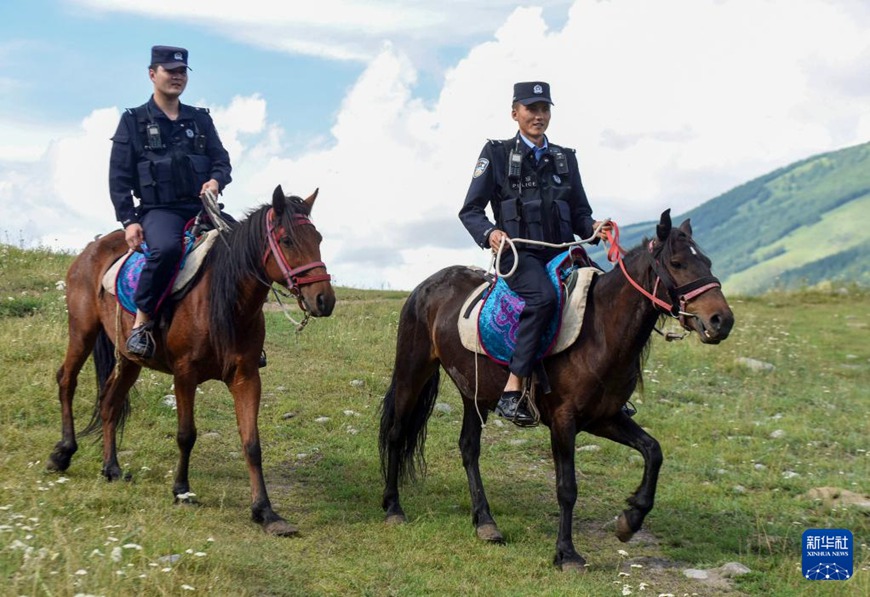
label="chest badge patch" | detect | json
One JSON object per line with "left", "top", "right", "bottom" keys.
{"left": 186, "top": 128, "right": 195, "bottom": 138}
{"left": 552, "top": 174, "right": 562, "bottom": 184}
{"left": 473, "top": 158, "right": 490, "bottom": 178}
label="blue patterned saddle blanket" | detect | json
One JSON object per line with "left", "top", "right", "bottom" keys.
{"left": 458, "top": 247, "right": 601, "bottom": 364}
{"left": 101, "top": 230, "right": 220, "bottom": 314}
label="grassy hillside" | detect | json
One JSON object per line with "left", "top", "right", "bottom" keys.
{"left": 1, "top": 245, "right": 868, "bottom": 596}
{"left": 588, "top": 141, "right": 870, "bottom": 295}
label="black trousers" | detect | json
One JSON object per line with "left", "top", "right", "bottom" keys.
{"left": 134, "top": 203, "right": 202, "bottom": 315}
{"left": 501, "top": 249, "right": 559, "bottom": 378}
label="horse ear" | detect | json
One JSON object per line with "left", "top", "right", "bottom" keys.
{"left": 303, "top": 188, "right": 319, "bottom": 211}
{"left": 656, "top": 209, "right": 672, "bottom": 241}
{"left": 679, "top": 218, "right": 693, "bottom": 237}
{"left": 272, "top": 185, "right": 286, "bottom": 216}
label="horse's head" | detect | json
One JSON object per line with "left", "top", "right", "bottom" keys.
{"left": 650, "top": 209, "right": 734, "bottom": 343}
{"left": 265, "top": 185, "right": 336, "bottom": 317}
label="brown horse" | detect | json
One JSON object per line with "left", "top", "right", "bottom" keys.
{"left": 379, "top": 210, "right": 734, "bottom": 569}
{"left": 47, "top": 186, "right": 335, "bottom": 536}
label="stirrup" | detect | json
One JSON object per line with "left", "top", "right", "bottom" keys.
{"left": 126, "top": 321, "right": 156, "bottom": 359}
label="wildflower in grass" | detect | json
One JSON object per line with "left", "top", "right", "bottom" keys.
{"left": 181, "top": 584, "right": 195, "bottom": 591}
{"left": 122, "top": 543, "right": 142, "bottom": 550}
{"left": 194, "top": 552, "right": 207, "bottom": 557}
{"left": 110, "top": 547, "right": 122, "bottom": 562}
{"left": 74, "top": 569, "right": 88, "bottom": 575}
{"left": 618, "top": 549, "right": 629, "bottom": 557}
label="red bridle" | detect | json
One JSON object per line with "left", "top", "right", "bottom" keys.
{"left": 604, "top": 221, "right": 721, "bottom": 321}
{"left": 263, "top": 208, "right": 331, "bottom": 305}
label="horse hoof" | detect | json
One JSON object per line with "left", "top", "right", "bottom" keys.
{"left": 103, "top": 467, "right": 123, "bottom": 482}
{"left": 264, "top": 519, "right": 299, "bottom": 537}
{"left": 47, "top": 445, "right": 75, "bottom": 472}
{"left": 615, "top": 513, "right": 636, "bottom": 543}
{"left": 385, "top": 513, "right": 407, "bottom": 525}
{"left": 476, "top": 523, "right": 505, "bottom": 544}
{"left": 46, "top": 455, "right": 69, "bottom": 472}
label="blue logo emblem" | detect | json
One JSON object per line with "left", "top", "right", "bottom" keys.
{"left": 802, "top": 529, "right": 853, "bottom": 580}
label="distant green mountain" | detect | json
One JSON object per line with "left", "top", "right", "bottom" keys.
{"left": 588, "top": 141, "right": 870, "bottom": 295}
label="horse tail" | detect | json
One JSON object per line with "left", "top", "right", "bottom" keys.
{"left": 378, "top": 368, "right": 441, "bottom": 484}
{"left": 80, "top": 328, "right": 131, "bottom": 437}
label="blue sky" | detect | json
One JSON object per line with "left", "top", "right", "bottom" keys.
{"left": 2, "top": 0, "right": 869, "bottom": 289}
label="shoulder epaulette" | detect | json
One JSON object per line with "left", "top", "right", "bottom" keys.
{"left": 487, "top": 138, "right": 503, "bottom": 146}
{"left": 193, "top": 106, "right": 210, "bottom": 114}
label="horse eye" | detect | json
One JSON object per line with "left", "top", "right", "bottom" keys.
{"left": 669, "top": 260, "right": 683, "bottom": 269}
{"left": 280, "top": 236, "right": 293, "bottom": 247}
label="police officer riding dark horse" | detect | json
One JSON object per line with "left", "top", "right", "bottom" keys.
{"left": 109, "top": 45, "right": 232, "bottom": 359}
{"left": 459, "top": 81, "right": 611, "bottom": 426}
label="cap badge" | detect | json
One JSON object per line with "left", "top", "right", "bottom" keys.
{"left": 533, "top": 84, "right": 543, "bottom": 94}
{"left": 174, "top": 52, "right": 183, "bottom": 61}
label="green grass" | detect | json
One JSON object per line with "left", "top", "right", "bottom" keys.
{"left": 1, "top": 246, "right": 868, "bottom": 596}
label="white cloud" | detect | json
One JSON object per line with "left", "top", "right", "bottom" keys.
{"left": 2, "top": 0, "right": 869, "bottom": 290}
{"left": 74, "top": 0, "right": 573, "bottom": 62}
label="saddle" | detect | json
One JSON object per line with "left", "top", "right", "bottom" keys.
{"left": 101, "top": 229, "right": 220, "bottom": 314}
{"left": 458, "top": 247, "right": 601, "bottom": 365}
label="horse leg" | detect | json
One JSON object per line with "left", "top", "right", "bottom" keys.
{"left": 171, "top": 375, "right": 198, "bottom": 501}
{"left": 587, "top": 412, "right": 662, "bottom": 542}
{"left": 47, "top": 327, "right": 99, "bottom": 472}
{"left": 550, "top": 417, "right": 586, "bottom": 571}
{"left": 458, "top": 398, "right": 503, "bottom": 543}
{"left": 229, "top": 370, "right": 297, "bottom": 536}
{"left": 99, "top": 358, "right": 141, "bottom": 481}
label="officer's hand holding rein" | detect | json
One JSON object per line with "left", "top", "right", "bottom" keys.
{"left": 200, "top": 178, "right": 220, "bottom": 199}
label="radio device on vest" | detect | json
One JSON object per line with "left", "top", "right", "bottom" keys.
{"left": 144, "top": 104, "right": 164, "bottom": 150}
{"left": 508, "top": 138, "right": 523, "bottom": 196}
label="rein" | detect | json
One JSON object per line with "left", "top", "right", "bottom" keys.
{"left": 262, "top": 208, "right": 331, "bottom": 327}
{"left": 604, "top": 222, "right": 721, "bottom": 324}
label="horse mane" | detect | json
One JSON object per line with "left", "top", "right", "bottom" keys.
{"left": 602, "top": 233, "right": 678, "bottom": 394}
{"left": 204, "top": 195, "right": 312, "bottom": 367}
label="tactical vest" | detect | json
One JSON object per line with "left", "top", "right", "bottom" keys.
{"left": 127, "top": 104, "right": 213, "bottom": 207}
{"left": 496, "top": 137, "right": 576, "bottom": 245}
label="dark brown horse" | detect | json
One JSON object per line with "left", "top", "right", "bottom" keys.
{"left": 379, "top": 210, "right": 734, "bottom": 569}
{"left": 47, "top": 186, "right": 335, "bottom": 536}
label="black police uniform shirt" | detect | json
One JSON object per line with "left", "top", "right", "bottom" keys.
{"left": 108, "top": 96, "right": 232, "bottom": 228}
{"left": 458, "top": 132, "right": 595, "bottom": 250}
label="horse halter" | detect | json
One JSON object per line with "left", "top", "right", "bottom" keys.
{"left": 606, "top": 223, "right": 721, "bottom": 324}
{"left": 263, "top": 208, "right": 331, "bottom": 310}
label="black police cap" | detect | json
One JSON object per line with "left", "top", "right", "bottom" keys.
{"left": 512, "top": 81, "right": 553, "bottom": 106}
{"left": 151, "top": 46, "right": 190, "bottom": 70}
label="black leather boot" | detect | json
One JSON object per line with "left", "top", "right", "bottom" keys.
{"left": 126, "top": 321, "right": 155, "bottom": 359}
{"left": 495, "top": 390, "right": 537, "bottom": 427}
